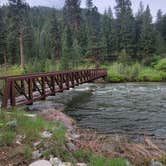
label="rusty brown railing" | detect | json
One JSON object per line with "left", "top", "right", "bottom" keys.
{"left": 0, "top": 69, "right": 107, "bottom": 108}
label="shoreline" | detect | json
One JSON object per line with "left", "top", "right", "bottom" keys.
{"left": 34, "top": 105, "right": 166, "bottom": 165}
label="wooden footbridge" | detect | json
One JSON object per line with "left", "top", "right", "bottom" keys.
{"left": 0, "top": 69, "right": 107, "bottom": 108}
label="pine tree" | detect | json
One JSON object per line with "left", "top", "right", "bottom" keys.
{"left": 155, "top": 10, "right": 165, "bottom": 54}
{"left": 86, "top": 6, "right": 101, "bottom": 63}
{"left": 63, "top": 0, "right": 81, "bottom": 32}
{"left": 139, "top": 5, "right": 157, "bottom": 64}
{"left": 115, "top": 0, "right": 135, "bottom": 59}
{"left": 101, "top": 8, "right": 116, "bottom": 61}
{"left": 156, "top": 10, "right": 163, "bottom": 34}
{"left": 135, "top": 1, "right": 144, "bottom": 59}
{"left": 50, "top": 11, "right": 61, "bottom": 61}
{"left": 86, "top": 0, "right": 93, "bottom": 10}
{"left": 0, "top": 7, "right": 6, "bottom": 64}
{"left": 72, "top": 38, "right": 82, "bottom": 68}
{"left": 7, "top": 0, "right": 30, "bottom": 68}
{"left": 61, "top": 26, "right": 73, "bottom": 69}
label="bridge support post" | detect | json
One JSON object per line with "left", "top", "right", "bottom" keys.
{"left": 41, "top": 77, "right": 46, "bottom": 100}
{"left": 28, "top": 78, "right": 33, "bottom": 105}
{"left": 1, "top": 79, "right": 10, "bottom": 109}
{"left": 10, "top": 80, "right": 16, "bottom": 107}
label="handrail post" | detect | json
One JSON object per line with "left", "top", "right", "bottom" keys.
{"left": 1, "top": 79, "right": 10, "bottom": 109}
{"left": 10, "top": 80, "right": 16, "bottom": 107}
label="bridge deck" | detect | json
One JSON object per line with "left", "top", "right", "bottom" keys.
{"left": 0, "top": 69, "right": 107, "bottom": 109}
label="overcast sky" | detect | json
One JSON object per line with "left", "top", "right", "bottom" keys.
{"left": 1, "top": 0, "right": 166, "bottom": 18}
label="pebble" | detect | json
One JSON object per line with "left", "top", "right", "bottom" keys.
{"left": 49, "top": 157, "right": 62, "bottom": 166}
{"left": 24, "top": 113, "right": 37, "bottom": 118}
{"left": 33, "top": 141, "right": 41, "bottom": 147}
{"left": 62, "top": 162, "right": 72, "bottom": 166}
{"left": 76, "top": 163, "right": 87, "bottom": 166}
{"left": 66, "top": 142, "right": 76, "bottom": 151}
{"left": 32, "top": 150, "right": 42, "bottom": 160}
{"left": 150, "top": 160, "right": 163, "bottom": 166}
{"left": 41, "top": 131, "right": 52, "bottom": 138}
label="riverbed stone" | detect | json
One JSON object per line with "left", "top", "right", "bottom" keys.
{"left": 24, "top": 113, "right": 37, "bottom": 118}
{"left": 33, "top": 140, "right": 41, "bottom": 147}
{"left": 29, "top": 160, "right": 51, "bottom": 166}
{"left": 49, "top": 157, "right": 62, "bottom": 166}
{"left": 62, "top": 162, "right": 72, "bottom": 166}
{"left": 76, "top": 163, "right": 87, "bottom": 166}
{"left": 32, "top": 150, "right": 42, "bottom": 160}
{"left": 150, "top": 160, "right": 163, "bottom": 166}
{"left": 66, "top": 142, "right": 76, "bottom": 151}
{"left": 41, "top": 131, "right": 52, "bottom": 138}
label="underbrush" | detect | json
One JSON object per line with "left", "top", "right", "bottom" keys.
{"left": 0, "top": 65, "right": 24, "bottom": 77}
{"left": 104, "top": 61, "right": 166, "bottom": 83}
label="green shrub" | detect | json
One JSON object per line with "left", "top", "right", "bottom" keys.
{"left": 107, "top": 71, "right": 125, "bottom": 83}
{"left": 155, "top": 58, "right": 166, "bottom": 71}
{"left": 137, "top": 68, "right": 163, "bottom": 82}
{"left": 105, "top": 62, "right": 166, "bottom": 82}
{"left": 0, "top": 65, "right": 24, "bottom": 77}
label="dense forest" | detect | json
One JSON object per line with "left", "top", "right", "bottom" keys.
{"left": 0, "top": 0, "right": 166, "bottom": 71}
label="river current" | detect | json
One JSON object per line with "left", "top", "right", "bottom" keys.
{"left": 31, "top": 83, "right": 166, "bottom": 140}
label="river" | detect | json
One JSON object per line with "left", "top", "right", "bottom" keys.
{"left": 30, "top": 82, "right": 166, "bottom": 141}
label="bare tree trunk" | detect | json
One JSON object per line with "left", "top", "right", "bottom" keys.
{"left": 3, "top": 49, "right": 7, "bottom": 67}
{"left": 19, "top": 31, "right": 24, "bottom": 68}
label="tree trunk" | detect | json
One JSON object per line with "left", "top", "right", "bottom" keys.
{"left": 19, "top": 31, "right": 24, "bottom": 68}
{"left": 3, "top": 49, "right": 7, "bottom": 66}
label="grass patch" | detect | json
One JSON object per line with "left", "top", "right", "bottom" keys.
{"left": 73, "top": 149, "right": 128, "bottom": 166}
{"left": 0, "top": 109, "right": 55, "bottom": 143}
{"left": 0, "top": 130, "right": 16, "bottom": 145}
{"left": 89, "top": 155, "right": 128, "bottom": 166}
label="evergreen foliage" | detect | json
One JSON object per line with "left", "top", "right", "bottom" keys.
{"left": 0, "top": 0, "right": 165, "bottom": 68}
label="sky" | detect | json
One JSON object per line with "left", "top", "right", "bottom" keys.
{"left": 1, "top": 0, "right": 166, "bottom": 19}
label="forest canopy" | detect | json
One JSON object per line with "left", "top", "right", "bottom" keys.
{"left": 0, "top": 0, "right": 166, "bottom": 70}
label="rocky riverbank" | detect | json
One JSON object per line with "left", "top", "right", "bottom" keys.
{"left": 0, "top": 103, "right": 165, "bottom": 166}
{"left": 27, "top": 104, "right": 166, "bottom": 166}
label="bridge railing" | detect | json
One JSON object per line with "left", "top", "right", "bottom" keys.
{"left": 0, "top": 69, "right": 107, "bottom": 108}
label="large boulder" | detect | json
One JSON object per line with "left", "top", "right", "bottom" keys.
{"left": 29, "top": 160, "right": 51, "bottom": 166}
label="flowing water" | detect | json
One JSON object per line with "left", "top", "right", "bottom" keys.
{"left": 31, "top": 83, "right": 166, "bottom": 140}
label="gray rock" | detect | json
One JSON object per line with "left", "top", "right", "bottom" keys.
{"left": 66, "top": 142, "right": 76, "bottom": 151}
{"left": 49, "top": 157, "right": 62, "bottom": 166}
{"left": 41, "top": 131, "right": 52, "bottom": 138}
{"left": 126, "top": 161, "right": 132, "bottom": 166}
{"left": 24, "top": 113, "right": 37, "bottom": 118}
{"left": 33, "top": 141, "right": 41, "bottom": 147}
{"left": 32, "top": 150, "right": 42, "bottom": 160}
{"left": 150, "top": 160, "right": 163, "bottom": 166}
{"left": 70, "top": 133, "right": 80, "bottom": 140}
{"left": 76, "top": 163, "right": 87, "bottom": 166}
{"left": 29, "top": 160, "right": 51, "bottom": 166}
{"left": 16, "top": 135, "right": 25, "bottom": 145}
{"left": 6, "top": 119, "right": 17, "bottom": 129}
{"left": 27, "top": 102, "right": 64, "bottom": 112}
{"left": 62, "top": 162, "right": 72, "bottom": 166}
